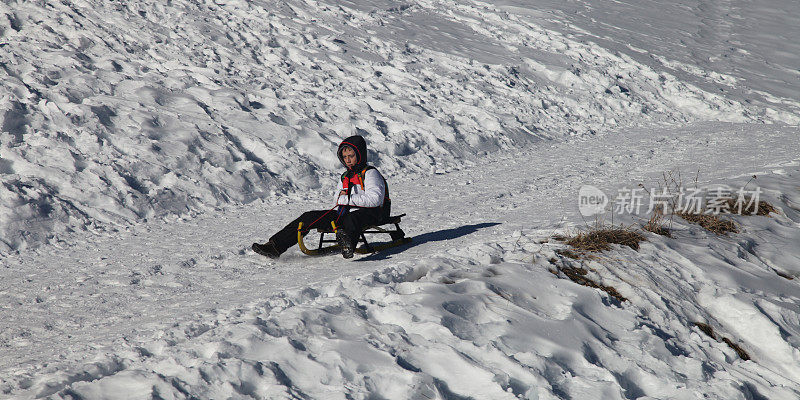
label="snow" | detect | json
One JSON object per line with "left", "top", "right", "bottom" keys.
{"left": 496, "top": 0, "right": 800, "bottom": 123}
{"left": 3, "top": 0, "right": 792, "bottom": 252}
{"left": 2, "top": 0, "right": 800, "bottom": 398}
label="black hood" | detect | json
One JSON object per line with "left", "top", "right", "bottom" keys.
{"left": 337, "top": 135, "right": 368, "bottom": 171}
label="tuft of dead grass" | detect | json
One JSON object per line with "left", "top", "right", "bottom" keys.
{"left": 642, "top": 205, "right": 672, "bottom": 237}
{"left": 556, "top": 225, "right": 647, "bottom": 256}
{"left": 678, "top": 212, "right": 739, "bottom": 235}
{"left": 637, "top": 171, "right": 777, "bottom": 236}
{"left": 693, "top": 322, "right": 751, "bottom": 361}
{"left": 723, "top": 197, "right": 777, "bottom": 216}
{"left": 722, "top": 338, "right": 751, "bottom": 361}
{"left": 775, "top": 270, "right": 795, "bottom": 280}
{"left": 550, "top": 265, "right": 627, "bottom": 302}
{"left": 554, "top": 248, "right": 582, "bottom": 259}
{"left": 695, "top": 322, "right": 715, "bottom": 338}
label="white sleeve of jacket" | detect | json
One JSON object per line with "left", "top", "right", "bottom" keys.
{"left": 334, "top": 179, "right": 344, "bottom": 205}
{"left": 337, "top": 169, "right": 386, "bottom": 208}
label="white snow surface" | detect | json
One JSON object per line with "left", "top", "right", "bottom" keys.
{"left": 1, "top": 0, "right": 800, "bottom": 398}
{"left": 2, "top": 0, "right": 796, "bottom": 252}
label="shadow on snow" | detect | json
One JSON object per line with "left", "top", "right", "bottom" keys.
{"left": 357, "top": 222, "right": 501, "bottom": 262}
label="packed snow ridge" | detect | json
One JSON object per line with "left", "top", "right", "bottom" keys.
{"left": 1, "top": 0, "right": 796, "bottom": 252}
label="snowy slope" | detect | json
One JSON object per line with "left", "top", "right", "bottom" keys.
{"left": 3, "top": 122, "right": 800, "bottom": 398}
{"left": 0, "top": 0, "right": 787, "bottom": 252}
{"left": 10, "top": 166, "right": 800, "bottom": 399}
{"left": 2, "top": 0, "right": 800, "bottom": 398}
{"left": 496, "top": 0, "right": 800, "bottom": 121}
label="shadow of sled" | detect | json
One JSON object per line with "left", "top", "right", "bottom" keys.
{"left": 357, "top": 222, "right": 501, "bottom": 262}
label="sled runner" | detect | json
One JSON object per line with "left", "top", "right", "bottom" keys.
{"left": 297, "top": 214, "right": 412, "bottom": 256}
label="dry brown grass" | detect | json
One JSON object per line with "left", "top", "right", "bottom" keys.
{"left": 694, "top": 322, "right": 715, "bottom": 338}
{"left": 642, "top": 205, "right": 672, "bottom": 237}
{"left": 554, "top": 248, "right": 582, "bottom": 259}
{"left": 637, "top": 171, "right": 777, "bottom": 236}
{"left": 550, "top": 265, "right": 627, "bottom": 302}
{"left": 555, "top": 225, "right": 647, "bottom": 256}
{"left": 775, "top": 270, "right": 795, "bottom": 280}
{"left": 694, "top": 322, "right": 751, "bottom": 361}
{"left": 678, "top": 212, "right": 739, "bottom": 235}
{"left": 723, "top": 197, "right": 777, "bottom": 216}
{"left": 637, "top": 172, "right": 685, "bottom": 237}
{"left": 722, "top": 338, "right": 751, "bottom": 361}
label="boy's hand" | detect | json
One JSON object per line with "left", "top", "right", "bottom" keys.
{"left": 339, "top": 189, "right": 348, "bottom": 197}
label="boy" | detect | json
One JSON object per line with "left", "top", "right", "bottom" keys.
{"left": 252, "top": 135, "right": 390, "bottom": 259}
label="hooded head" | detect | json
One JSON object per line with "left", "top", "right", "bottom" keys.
{"left": 337, "top": 135, "right": 368, "bottom": 171}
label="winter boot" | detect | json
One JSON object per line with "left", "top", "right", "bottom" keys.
{"left": 252, "top": 241, "right": 281, "bottom": 259}
{"left": 336, "top": 229, "right": 355, "bottom": 259}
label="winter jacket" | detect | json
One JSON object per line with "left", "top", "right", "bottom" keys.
{"left": 334, "top": 135, "right": 388, "bottom": 209}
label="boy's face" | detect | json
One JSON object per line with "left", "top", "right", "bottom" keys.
{"left": 341, "top": 147, "right": 358, "bottom": 168}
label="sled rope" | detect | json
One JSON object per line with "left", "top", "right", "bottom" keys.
{"left": 299, "top": 205, "right": 338, "bottom": 234}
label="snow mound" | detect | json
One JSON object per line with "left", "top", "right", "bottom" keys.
{"left": 0, "top": 0, "right": 783, "bottom": 252}
{"left": 11, "top": 166, "right": 800, "bottom": 399}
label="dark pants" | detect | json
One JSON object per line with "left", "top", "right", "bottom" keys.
{"left": 269, "top": 205, "right": 389, "bottom": 254}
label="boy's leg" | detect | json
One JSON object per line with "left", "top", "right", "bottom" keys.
{"left": 268, "top": 210, "right": 337, "bottom": 254}
{"left": 338, "top": 207, "right": 384, "bottom": 247}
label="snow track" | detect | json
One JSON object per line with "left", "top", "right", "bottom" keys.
{"left": 3, "top": 122, "right": 800, "bottom": 398}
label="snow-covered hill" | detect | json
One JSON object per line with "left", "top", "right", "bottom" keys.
{"left": 3, "top": 120, "right": 800, "bottom": 398}
{"left": 2, "top": 0, "right": 800, "bottom": 398}
{"left": 6, "top": 144, "right": 800, "bottom": 399}
{"left": 497, "top": 0, "right": 800, "bottom": 120}
{"left": 1, "top": 0, "right": 793, "bottom": 252}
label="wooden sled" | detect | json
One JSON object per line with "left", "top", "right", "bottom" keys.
{"left": 297, "top": 214, "right": 412, "bottom": 256}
